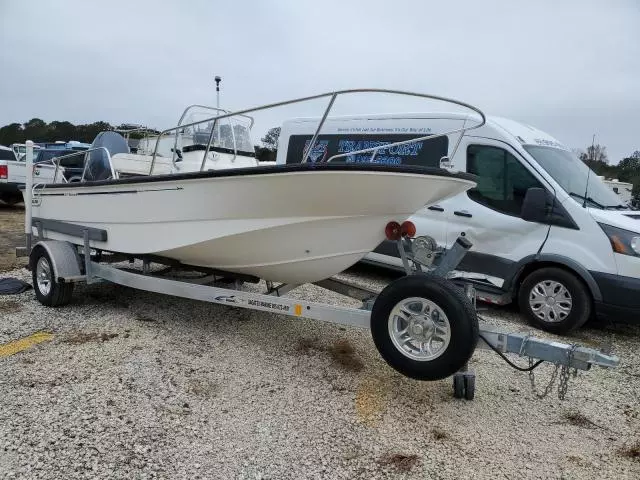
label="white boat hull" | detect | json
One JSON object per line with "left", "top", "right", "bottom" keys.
{"left": 30, "top": 166, "right": 475, "bottom": 284}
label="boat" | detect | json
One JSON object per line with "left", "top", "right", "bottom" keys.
{"left": 25, "top": 89, "right": 484, "bottom": 284}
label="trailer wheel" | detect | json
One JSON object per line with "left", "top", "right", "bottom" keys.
{"left": 518, "top": 267, "right": 591, "bottom": 334}
{"left": 30, "top": 246, "right": 74, "bottom": 307}
{"left": 370, "top": 274, "right": 479, "bottom": 381}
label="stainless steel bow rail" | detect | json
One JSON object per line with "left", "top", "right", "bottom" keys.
{"left": 147, "top": 88, "right": 487, "bottom": 175}
{"left": 17, "top": 148, "right": 619, "bottom": 401}
{"left": 29, "top": 89, "right": 485, "bottom": 185}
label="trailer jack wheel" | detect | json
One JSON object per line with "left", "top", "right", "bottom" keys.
{"left": 453, "top": 374, "right": 464, "bottom": 398}
{"left": 370, "top": 274, "right": 479, "bottom": 381}
{"left": 452, "top": 370, "right": 476, "bottom": 400}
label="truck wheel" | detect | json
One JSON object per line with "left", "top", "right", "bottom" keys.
{"left": 30, "top": 246, "right": 74, "bottom": 307}
{"left": 518, "top": 267, "right": 591, "bottom": 334}
{"left": 370, "top": 274, "right": 479, "bottom": 381}
{"left": 1, "top": 195, "right": 21, "bottom": 206}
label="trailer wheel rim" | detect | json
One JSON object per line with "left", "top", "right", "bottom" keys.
{"left": 387, "top": 297, "right": 451, "bottom": 361}
{"left": 529, "top": 280, "right": 572, "bottom": 323}
{"left": 36, "top": 257, "right": 52, "bottom": 296}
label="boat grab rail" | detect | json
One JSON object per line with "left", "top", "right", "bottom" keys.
{"left": 176, "top": 104, "right": 255, "bottom": 130}
{"left": 47, "top": 147, "right": 116, "bottom": 183}
{"left": 148, "top": 89, "right": 486, "bottom": 175}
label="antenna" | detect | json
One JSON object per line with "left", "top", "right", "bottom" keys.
{"left": 582, "top": 133, "right": 595, "bottom": 208}
{"left": 214, "top": 76, "right": 222, "bottom": 149}
{"left": 214, "top": 76, "right": 221, "bottom": 109}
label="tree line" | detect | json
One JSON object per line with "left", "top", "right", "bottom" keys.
{"left": 574, "top": 144, "right": 640, "bottom": 207}
{"left": 0, "top": 118, "right": 160, "bottom": 145}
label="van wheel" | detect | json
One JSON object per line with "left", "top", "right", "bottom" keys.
{"left": 518, "top": 267, "right": 591, "bottom": 334}
{"left": 370, "top": 274, "right": 479, "bottom": 381}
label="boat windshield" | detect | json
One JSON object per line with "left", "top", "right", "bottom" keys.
{"left": 190, "top": 121, "right": 254, "bottom": 154}
{"left": 523, "top": 145, "right": 625, "bottom": 210}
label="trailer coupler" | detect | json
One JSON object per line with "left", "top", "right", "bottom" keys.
{"left": 450, "top": 321, "right": 619, "bottom": 401}
{"left": 476, "top": 323, "right": 619, "bottom": 370}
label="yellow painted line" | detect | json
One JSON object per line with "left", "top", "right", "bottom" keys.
{"left": 0, "top": 331, "right": 54, "bottom": 358}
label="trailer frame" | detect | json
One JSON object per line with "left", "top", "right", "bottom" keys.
{"left": 17, "top": 139, "right": 620, "bottom": 401}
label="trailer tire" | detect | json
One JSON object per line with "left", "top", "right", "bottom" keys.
{"left": 518, "top": 267, "right": 591, "bottom": 334}
{"left": 30, "top": 246, "right": 74, "bottom": 307}
{"left": 370, "top": 274, "right": 479, "bottom": 381}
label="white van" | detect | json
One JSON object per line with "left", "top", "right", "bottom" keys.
{"left": 275, "top": 113, "right": 640, "bottom": 334}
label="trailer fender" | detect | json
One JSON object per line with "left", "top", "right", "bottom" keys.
{"left": 29, "top": 240, "right": 82, "bottom": 282}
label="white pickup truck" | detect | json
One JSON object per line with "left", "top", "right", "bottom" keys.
{"left": 0, "top": 145, "right": 57, "bottom": 205}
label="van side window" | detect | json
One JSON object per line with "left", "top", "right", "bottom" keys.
{"left": 466, "top": 145, "right": 543, "bottom": 216}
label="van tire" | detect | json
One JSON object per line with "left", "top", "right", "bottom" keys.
{"left": 518, "top": 267, "right": 591, "bottom": 334}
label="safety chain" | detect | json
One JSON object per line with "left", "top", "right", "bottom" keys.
{"left": 528, "top": 359, "right": 559, "bottom": 399}
{"left": 528, "top": 344, "right": 579, "bottom": 400}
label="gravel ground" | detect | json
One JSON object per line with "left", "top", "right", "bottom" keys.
{"left": 0, "top": 261, "right": 639, "bottom": 479}
{"left": 0, "top": 204, "right": 25, "bottom": 272}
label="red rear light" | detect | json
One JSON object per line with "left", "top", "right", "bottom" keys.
{"left": 385, "top": 221, "right": 402, "bottom": 241}
{"left": 0, "top": 165, "right": 7, "bottom": 179}
{"left": 401, "top": 221, "right": 416, "bottom": 238}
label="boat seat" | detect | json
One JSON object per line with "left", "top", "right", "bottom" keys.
{"left": 86, "top": 130, "right": 132, "bottom": 181}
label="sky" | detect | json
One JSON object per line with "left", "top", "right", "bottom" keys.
{"left": 0, "top": 0, "right": 638, "bottom": 162}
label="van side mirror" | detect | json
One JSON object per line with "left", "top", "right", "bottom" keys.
{"left": 521, "top": 187, "right": 548, "bottom": 223}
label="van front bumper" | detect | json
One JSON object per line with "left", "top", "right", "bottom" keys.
{"left": 591, "top": 271, "right": 640, "bottom": 324}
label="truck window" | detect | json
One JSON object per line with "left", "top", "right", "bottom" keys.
{"left": 466, "top": 145, "right": 543, "bottom": 216}
{"left": 0, "top": 149, "right": 16, "bottom": 161}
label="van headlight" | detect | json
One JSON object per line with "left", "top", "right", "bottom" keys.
{"left": 598, "top": 223, "right": 640, "bottom": 256}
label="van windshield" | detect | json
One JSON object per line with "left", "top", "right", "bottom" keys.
{"left": 523, "top": 145, "right": 625, "bottom": 209}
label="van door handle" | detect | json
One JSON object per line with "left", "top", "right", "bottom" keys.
{"left": 454, "top": 210, "right": 472, "bottom": 218}
{"left": 428, "top": 205, "right": 444, "bottom": 212}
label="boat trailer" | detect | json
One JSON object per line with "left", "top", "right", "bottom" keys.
{"left": 17, "top": 211, "right": 620, "bottom": 402}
